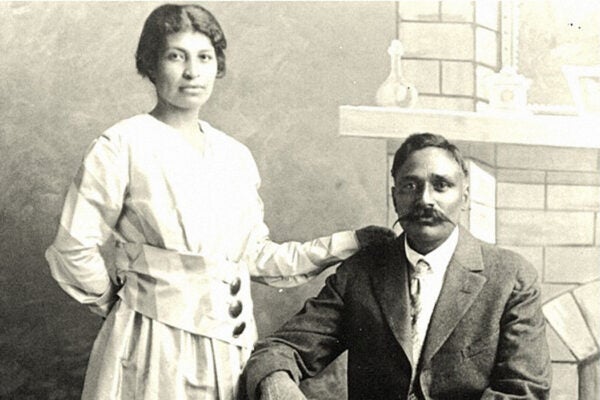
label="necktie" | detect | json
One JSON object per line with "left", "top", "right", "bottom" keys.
{"left": 410, "top": 259, "right": 430, "bottom": 362}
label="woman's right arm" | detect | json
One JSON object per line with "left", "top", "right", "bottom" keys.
{"left": 45, "top": 133, "right": 128, "bottom": 317}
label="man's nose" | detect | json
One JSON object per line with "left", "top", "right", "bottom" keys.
{"left": 416, "top": 183, "right": 435, "bottom": 206}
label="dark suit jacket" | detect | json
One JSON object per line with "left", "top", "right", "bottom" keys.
{"left": 244, "top": 227, "right": 551, "bottom": 400}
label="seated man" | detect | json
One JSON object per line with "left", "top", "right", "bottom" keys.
{"left": 243, "top": 133, "right": 551, "bottom": 400}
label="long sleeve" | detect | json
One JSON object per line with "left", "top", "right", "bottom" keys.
{"left": 480, "top": 264, "right": 551, "bottom": 399}
{"left": 244, "top": 267, "right": 349, "bottom": 400}
{"left": 45, "top": 133, "right": 128, "bottom": 317}
{"left": 245, "top": 217, "right": 360, "bottom": 288}
{"left": 238, "top": 150, "right": 360, "bottom": 288}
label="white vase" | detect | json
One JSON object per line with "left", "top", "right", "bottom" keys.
{"left": 376, "top": 40, "right": 418, "bottom": 108}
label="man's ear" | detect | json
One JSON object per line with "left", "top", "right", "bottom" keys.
{"left": 391, "top": 186, "right": 398, "bottom": 212}
{"left": 461, "top": 184, "right": 470, "bottom": 210}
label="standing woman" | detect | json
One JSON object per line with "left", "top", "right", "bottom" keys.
{"left": 45, "top": 4, "right": 393, "bottom": 400}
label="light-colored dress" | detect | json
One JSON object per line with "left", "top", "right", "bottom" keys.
{"left": 45, "top": 114, "right": 359, "bottom": 400}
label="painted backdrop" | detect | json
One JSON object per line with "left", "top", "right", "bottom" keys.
{"left": 0, "top": 2, "right": 395, "bottom": 398}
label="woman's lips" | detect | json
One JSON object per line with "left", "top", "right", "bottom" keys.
{"left": 180, "top": 85, "right": 204, "bottom": 94}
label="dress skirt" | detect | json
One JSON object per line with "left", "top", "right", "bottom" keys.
{"left": 82, "top": 300, "right": 251, "bottom": 400}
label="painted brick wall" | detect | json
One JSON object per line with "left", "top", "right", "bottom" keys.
{"left": 387, "top": 139, "right": 600, "bottom": 399}
{"left": 398, "top": 1, "right": 500, "bottom": 111}
{"left": 394, "top": 2, "right": 599, "bottom": 398}
{"left": 495, "top": 143, "right": 600, "bottom": 399}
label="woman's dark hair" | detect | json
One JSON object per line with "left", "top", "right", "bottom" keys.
{"left": 391, "top": 133, "right": 469, "bottom": 179}
{"left": 135, "top": 4, "right": 227, "bottom": 82}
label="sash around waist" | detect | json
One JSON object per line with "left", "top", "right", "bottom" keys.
{"left": 115, "top": 242, "right": 257, "bottom": 348}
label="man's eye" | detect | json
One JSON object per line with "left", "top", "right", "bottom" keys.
{"left": 401, "top": 182, "right": 417, "bottom": 191}
{"left": 434, "top": 181, "right": 450, "bottom": 191}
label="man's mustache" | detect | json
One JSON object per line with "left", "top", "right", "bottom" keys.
{"left": 397, "top": 207, "right": 453, "bottom": 224}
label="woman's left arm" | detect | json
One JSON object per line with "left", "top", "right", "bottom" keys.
{"left": 239, "top": 152, "right": 394, "bottom": 287}
{"left": 244, "top": 217, "right": 361, "bottom": 287}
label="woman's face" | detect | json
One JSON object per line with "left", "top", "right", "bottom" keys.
{"left": 152, "top": 31, "right": 218, "bottom": 113}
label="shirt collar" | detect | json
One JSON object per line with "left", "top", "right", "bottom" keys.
{"left": 404, "top": 227, "right": 459, "bottom": 273}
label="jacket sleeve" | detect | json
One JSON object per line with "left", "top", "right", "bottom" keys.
{"left": 481, "top": 260, "right": 552, "bottom": 399}
{"left": 45, "top": 133, "right": 128, "bottom": 317}
{"left": 239, "top": 149, "right": 360, "bottom": 288}
{"left": 244, "top": 264, "right": 350, "bottom": 400}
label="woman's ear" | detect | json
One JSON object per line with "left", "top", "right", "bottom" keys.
{"left": 147, "top": 66, "right": 157, "bottom": 84}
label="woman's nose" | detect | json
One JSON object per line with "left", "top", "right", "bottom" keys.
{"left": 183, "top": 61, "right": 200, "bottom": 79}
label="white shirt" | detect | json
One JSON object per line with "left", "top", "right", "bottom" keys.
{"left": 404, "top": 227, "right": 459, "bottom": 363}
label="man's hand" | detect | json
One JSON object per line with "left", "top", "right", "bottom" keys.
{"left": 258, "top": 371, "right": 306, "bottom": 400}
{"left": 356, "top": 225, "right": 397, "bottom": 248}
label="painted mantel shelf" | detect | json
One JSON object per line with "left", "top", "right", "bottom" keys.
{"left": 339, "top": 106, "right": 600, "bottom": 149}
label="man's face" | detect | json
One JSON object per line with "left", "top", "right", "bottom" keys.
{"left": 392, "top": 147, "right": 469, "bottom": 254}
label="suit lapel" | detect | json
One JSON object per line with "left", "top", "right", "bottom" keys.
{"left": 421, "top": 228, "right": 487, "bottom": 364}
{"left": 370, "top": 237, "right": 414, "bottom": 368}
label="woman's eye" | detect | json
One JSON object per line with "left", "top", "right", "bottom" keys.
{"left": 167, "top": 52, "right": 184, "bottom": 61}
{"left": 199, "top": 53, "right": 213, "bottom": 62}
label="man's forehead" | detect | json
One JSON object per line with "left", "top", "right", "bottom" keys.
{"left": 397, "top": 171, "right": 457, "bottom": 180}
{"left": 399, "top": 147, "right": 463, "bottom": 173}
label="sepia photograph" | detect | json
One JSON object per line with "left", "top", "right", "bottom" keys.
{"left": 1, "top": 1, "right": 599, "bottom": 399}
